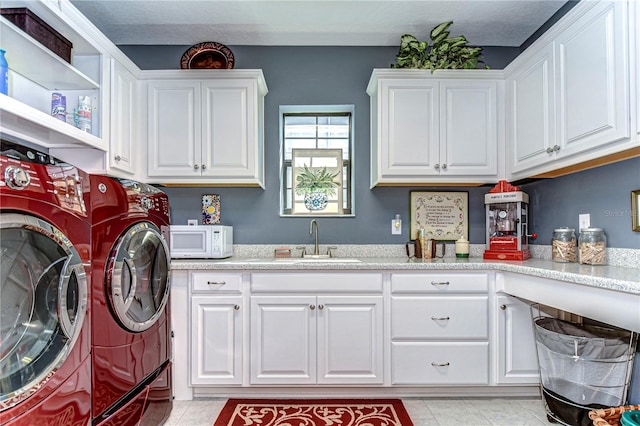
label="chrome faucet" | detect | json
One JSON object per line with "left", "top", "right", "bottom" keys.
{"left": 309, "top": 219, "right": 319, "bottom": 255}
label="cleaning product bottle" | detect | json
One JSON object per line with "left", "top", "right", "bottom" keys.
{"left": 0, "top": 49, "right": 8, "bottom": 95}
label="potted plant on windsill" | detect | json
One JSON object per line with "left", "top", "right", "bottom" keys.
{"left": 295, "top": 164, "right": 341, "bottom": 211}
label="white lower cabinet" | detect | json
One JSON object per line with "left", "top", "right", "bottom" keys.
{"left": 495, "top": 294, "right": 540, "bottom": 384}
{"left": 179, "top": 268, "right": 540, "bottom": 396}
{"left": 390, "top": 272, "right": 490, "bottom": 385}
{"left": 189, "top": 272, "right": 243, "bottom": 385}
{"left": 249, "top": 273, "right": 384, "bottom": 385}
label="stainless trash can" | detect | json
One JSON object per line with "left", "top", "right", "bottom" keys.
{"left": 534, "top": 317, "right": 637, "bottom": 426}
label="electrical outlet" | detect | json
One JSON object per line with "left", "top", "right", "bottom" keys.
{"left": 391, "top": 219, "right": 402, "bottom": 235}
{"left": 187, "top": 219, "right": 198, "bottom": 226}
{"left": 579, "top": 214, "right": 590, "bottom": 230}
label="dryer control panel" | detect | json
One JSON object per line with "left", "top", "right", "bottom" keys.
{"left": 1, "top": 140, "right": 89, "bottom": 216}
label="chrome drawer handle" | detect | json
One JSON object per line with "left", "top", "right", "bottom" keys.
{"left": 431, "top": 362, "right": 450, "bottom": 367}
{"left": 430, "top": 281, "right": 450, "bottom": 286}
{"left": 207, "top": 281, "right": 226, "bottom": 286}
{"left": 431, "top": 316, "right": 450, "bottom": 321}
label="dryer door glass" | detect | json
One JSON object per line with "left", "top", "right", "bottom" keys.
{"left": 0, "top": 213, "right": 88, "bottom": 410}
{"left": 109, "top": 222, "right": 170, "bottom": 332}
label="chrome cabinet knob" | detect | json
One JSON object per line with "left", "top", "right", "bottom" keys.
{"left": 441, "top": 163, "right": 447, "bottom": 170}
{"left": 309, "top": 305, "right": 316, "bottom": 310}
{"left": 434, "top": 164, "right": 440, "bottom": 170}
{"left": 553, "top": 145, "right": 561, "bottom": 151}
{"left": 500, "top": 304, "right": 507, "bottom": 310}
{"left": 318, "top": 304, "right": 324, "bottom": 310}
{"left": 114, "top": 155, "right": 122, "bottom": 161}
{"left": 194, "top": 164, "right": 199, "bottom": 170}
{"left": 234, "top": 305, "right": 240, "bottom": 311}
{"left": 546, "top": 147, "right": 554, "bottom": 153}
{"left": 201, "top": 164, "right": 207, "bottom": 170}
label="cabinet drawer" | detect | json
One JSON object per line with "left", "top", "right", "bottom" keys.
{"left": 250, "top": 273, "right": 383, "bottom": 293}
{"left": 391, "top": 273, "right": 488, "bottom": 293}
{"left": 391, "top": 296, "right": 488, "bottom": 339}
{"left": 191, "top": 272, "right": 242, "bottom": 293}
{"left": 391, "top": 342, "right": 489, "bottom": 385}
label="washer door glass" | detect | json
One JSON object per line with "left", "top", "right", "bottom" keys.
{"left": 0, "top": 213, "right": 88, "bottom": 410}
{"left": 108, "top": 222, "right": 170, "bottom": 332}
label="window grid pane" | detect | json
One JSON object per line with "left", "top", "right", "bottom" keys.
{"left": 282, "top": 111, "right": 352, "bottom": 215}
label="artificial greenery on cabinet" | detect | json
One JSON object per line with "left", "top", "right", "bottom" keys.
{"left": 392, "top": 21, "right": 488, "bottom": 71}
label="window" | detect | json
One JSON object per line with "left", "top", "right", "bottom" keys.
{"left": 280, "top": 105, "right": 354, "bottom": 216}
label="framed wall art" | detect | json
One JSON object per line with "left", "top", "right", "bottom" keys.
{"left": 410, "top": 191, "right": 469, "bottom": 241}
{"left": 632, "top": 189, "right": 640, "bottom": 232}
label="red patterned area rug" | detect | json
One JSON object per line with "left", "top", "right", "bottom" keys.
{"left": 213, "top": 398, "right": 414, "bottom": 426}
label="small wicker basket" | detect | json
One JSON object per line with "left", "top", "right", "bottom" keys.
{"left": 589, "top": 405, "right": 640, "bottom": 426}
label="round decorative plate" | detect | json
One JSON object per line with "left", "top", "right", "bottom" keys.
{"left": 180, "top": 42, "right": 235, "bottom": 69}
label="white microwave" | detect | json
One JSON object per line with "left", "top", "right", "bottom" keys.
{"left": 169, "top": 225, "right": 233, "bottom": 259}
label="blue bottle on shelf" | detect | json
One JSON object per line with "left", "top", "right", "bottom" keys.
{"left": 0, "top": 49, "right": 8, "bottom": 95}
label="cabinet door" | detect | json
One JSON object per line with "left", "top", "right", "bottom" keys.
{"left": 378, "top": 79, "right": 439, "bottom": 178}
{"left": 201, "top": 80, "right": 258, "bottom": 179}
{"left": 440, "top": 80, "right": 498, "bottom": 176}
{"left": 317, "top": 296, "right": 383, "bottom": 384}
{"left": 507, "top": 45, "right": 556, "bottom": 175}
{"left": 555, "top": 1, "right": 630, "bottom": 157}
{"left": 250, "top": 296, "right": 316, "bottom": 384}
{"left": 109, "top": 59, "right": 136, "bottom": 175}
{"left": 495, "top": 294, "right": 539, "bottom": 384}
{"left": 190, "top": 296, "right": 242, "bottom": 385}
{"left": 635, "top": 0, "right": 640, "bottom": 140}
{"left": 147, "top": 80, "right": 201, "bottom": 177}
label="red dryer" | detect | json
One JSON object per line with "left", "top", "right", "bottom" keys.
{"left": 0, "top": 141, "right": 92, "bottom": 425}
{"left": 90, "top": 175, "right": 173, "bottom": 426}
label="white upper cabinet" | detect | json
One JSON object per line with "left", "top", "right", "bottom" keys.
{"left": 506, "top": 45, "right": 556, "bottom": 175}
{"left": 368, "top": 69, "right": 503, "bottom": 187}
{"left": 633, "top": 0, "right": 640, "bottom": 140}
{"left": 144, "top": 70, "right": 267, "bottom": 187}
{"left": 107, "top": 58, "right": 138, "bottom": 175}
{"left": 0, "top": 0, "right": 106, "bottom": 151}
{"left": 555, "top": 1, "right": 629, "bottom": 155}
{"left": 506, "top": 0, "right": 636, "bottom": 180}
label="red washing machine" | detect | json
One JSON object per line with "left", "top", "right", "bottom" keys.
{"left": 90, "top": 175, "right": 172, "bottom": 426}
{"left": 0, "top": 141, "right": 92, "bottom": 425}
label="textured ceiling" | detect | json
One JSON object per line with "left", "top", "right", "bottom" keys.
{"left": 69, "top": 0, "right": 568, "bottom": 47}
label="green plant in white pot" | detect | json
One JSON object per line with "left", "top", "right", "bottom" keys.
{"left": 295, "top": 165, "right": 341, "bottom": 211}
{"left": 393, "top": 21, "right": 487, "bottom": 71}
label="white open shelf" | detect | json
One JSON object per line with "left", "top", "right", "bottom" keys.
{"left": 0, "top": 16, "right": 99, "bottom": 90}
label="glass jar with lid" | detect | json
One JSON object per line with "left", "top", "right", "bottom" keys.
{"left": 552, "top": 228, "right": 576, "bottom": 263}
{"left": 578, "top": 228, "right": 607, "bottom": 265}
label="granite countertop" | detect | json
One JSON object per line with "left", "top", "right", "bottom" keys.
{"left": 171, "top": 257, "right": 640, "bottom": 295}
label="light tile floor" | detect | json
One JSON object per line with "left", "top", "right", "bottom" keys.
{"left": 165, "top": 397, "right": 554, "bottom": 426}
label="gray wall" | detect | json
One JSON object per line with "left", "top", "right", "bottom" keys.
{"left": 121, "top": 45, "right": 639, "bottom": 249}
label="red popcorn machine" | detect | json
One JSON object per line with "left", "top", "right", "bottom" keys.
{"left": 484, "top": 180, "right": 537, "bottom": 261}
